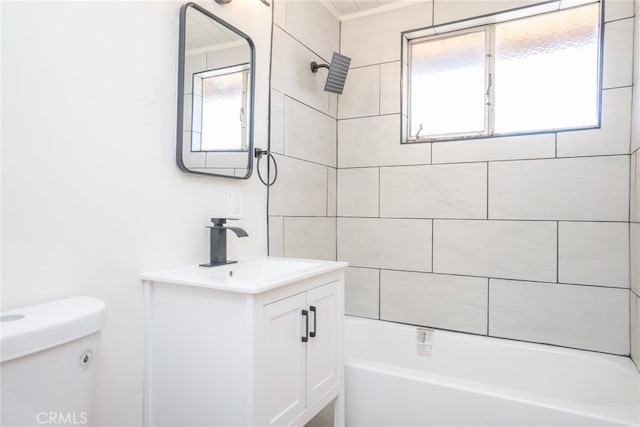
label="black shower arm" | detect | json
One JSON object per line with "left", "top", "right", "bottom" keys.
{"left": 310, "top": 62, "right": 330, "bottom": 73}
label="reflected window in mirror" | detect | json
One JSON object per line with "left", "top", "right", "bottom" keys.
{"left": 177, "top": 2, "right": 255, "bottom": 178}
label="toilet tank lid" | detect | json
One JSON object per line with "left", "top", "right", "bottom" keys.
{"left": 0, "top": 296, "right": 106, "bottom": 363}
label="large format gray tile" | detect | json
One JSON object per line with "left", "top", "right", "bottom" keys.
{"left": 489, "top": 279, "right": 630, "bottom": 354}
{"left": 432, "top": 134, "right": 555, "bottom": 164}
{"left": 557, "top": 88, "right": 632, "bottom": 157}
{"left": 284, "top": 97, "right": 336, "bottom": 167}
{"left": 345, "top": 267, "right": 380, "bottom": 319}
{"left": 631, "top": 151, "right": 640, "bottom": 223}
{"left": 602, "top": 18, "right": 634, "bottom": 89}
{"left": 337, "top": 168, "right": 379, "bottom": 217}
{"left": 283, "top": 217, "right": 336, "bottom": 261}
{"left": 338, "top": 115, "right": 431, "bottom": 168}
{"left": 380, "top": 61, "right": 401, "bottom": 115}
{"left": 433, "top": 220, "right": 557, "bottom": 282}
{"left": 327, "top": 167, "right": 337, "bottom": 217}
{"left": 632, "top": 223, "right": 640, "bottom": 296}
{"left": 270, "top": 155, "right": 328, "bottom": 216}
{"left": 489, "top": 156, "right": 629, "bottom": 221}
{"left": 268, "top": 216, "right": 284, "bottom": 257}
{"left": 632, "top": 293, "right": 640, "bottom": 370}
{"left": 558, "top": 222, "right": 629, "bottom": 288}
{"left": 270, "top": 89, "right": 285, "bottom": 155}
{"left": 337, "top": 217, "right": 432, "bottom": 271}
{"left": 271, "top": 27, "right": 331, "bottom": 114}
{"left": 380, "top": 270, "right": 488, "bottom": 334}
{"left": 338, "top": 65, "right": 380, "bottom": 119}
{"left": 284, "top": 0, "right": 339, "bottom": 63}
{"left": 380, "top": 163, "right": 487, "bottom": 219}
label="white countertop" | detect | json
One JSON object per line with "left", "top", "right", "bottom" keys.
{"left": 140, "top": 256, "right": 348, "bottom": 294}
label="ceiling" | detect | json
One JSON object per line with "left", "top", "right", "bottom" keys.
{"left": 326, "top": 0, "right": 406, "bottom": 17}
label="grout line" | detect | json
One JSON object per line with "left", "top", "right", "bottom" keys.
{"left": 340, "top": 153, "right": 630, "bottom": 169}
{"left": 339, "top": 265, "right": 632, "bottom": 290}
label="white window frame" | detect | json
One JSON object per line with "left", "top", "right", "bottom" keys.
{"left": 401, "top": 0, "right": 603, "bottom": 144}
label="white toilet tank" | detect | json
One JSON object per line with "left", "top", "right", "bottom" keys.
{"left": 1, "top": 296, "right": 106, "bottom": 427}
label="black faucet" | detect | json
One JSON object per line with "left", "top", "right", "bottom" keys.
{"left": 199, "top": 218, "right": 249, "bottom": 267}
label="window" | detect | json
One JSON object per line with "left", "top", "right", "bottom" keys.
{"left": 192, "top": 64, "right": 250, "bottom": 152}
{"left": 403, "top": 2, "right": 601, "bottom": 143}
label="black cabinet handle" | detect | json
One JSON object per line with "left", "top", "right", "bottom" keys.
{"left": 309, "top": 306, "right": 317, "bottom": 338}
{"left": 301, "top": 309, "right": 309, "bottom": 342}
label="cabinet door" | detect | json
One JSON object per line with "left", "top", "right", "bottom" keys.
{"left": 262, "top": 292, "right": 307, "bottom": 426}
{"left": 305, "top": 281, "right": 340, "bottom": 406}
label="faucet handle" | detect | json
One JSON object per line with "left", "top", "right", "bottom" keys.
{"left": 210, "top": 218, "right": 226, "bottom": 226}
{"left": 210, "top": 217, "right": 242, "bottom": 226}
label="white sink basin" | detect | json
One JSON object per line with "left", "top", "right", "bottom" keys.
{"left": 140, "top": 256, "right": 348, "bottom": 294}
{"left": 207, "top": 258, "right": 317, "bottom": 280}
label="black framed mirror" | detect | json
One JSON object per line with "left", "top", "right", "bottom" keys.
{"left": 177, "top": 3, "right": 255, "bottom": 178}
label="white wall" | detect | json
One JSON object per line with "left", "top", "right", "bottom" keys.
{"left": 1, "top": 1, "right": 271, "bottom": 425}
{"left": 338, "top": 0, "right": 634, "bottom": 355}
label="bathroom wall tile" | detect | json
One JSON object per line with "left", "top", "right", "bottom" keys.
{"left": 489, "top": 280, "right": 630, "bottom": 354}
{"left": 433, "top": 220, "right": 557, "bottom": 282}
{"left": 631, "top": 223, "right": 640, "bottom": 296}
{"left": 337, "top": 168, "right": 379, "bottom": 217}
{"left": 380, "top": 163, "right": 487, "bottom": 219}
{"left": 604, "top": 0, "right": 634, "bottom": 21}
{"left": 633, "top": 86, "right": 640, "bottom": 153}
{"left": 273, "top": 0, "right": 286, "bottom": 28}
{"left": 338, "top": 115, "right": 431, "bottom": 168}
{"left": 432, "top": 134, "right": 555, "bottom": 164}
{"left": 341, "top": 2, "right": 432, "bottom": 68}
{"left": 489, "top": 156, "right": 630, "bottom": 221}
{"left": 631, "top": 293, "right": 640, "bottom": 370}
{"left": 328, "top": 93, "right": 338, "bottom": 119}
{"left": 635, "top": 12, "right": 640, "bottom": 87}
{"left": 271, "top": 27, "right": 331, "bottom": 115}
{"left": 284, "top": 217, "right": 336, "bottom": 261}
{"left": 631, "top": 151, "right": 640, "bottom": 222}
{"left": 338, "top": 65, "right": 380, "bottom": 119}
{"left": 557, "top": 88, "right": 631, "bottom": 157}
{"left": 345, "top": 267, "right": 380, "bottom": 319}
{"left": 603, "top": 19, "right": 634, "bottom": 89}
{"left": 284, "top": 97, "right": 336, "bottom": 167}
{"left": 380, "top": 270, "right": 488, "bottom": 334}
{"left": 327, "top": 167, "right": 337, "bottom": 217}
{"left": 337, "top": 217, "right": 432, "bottom": 271}
{"left": 284, "top": 0, "right": 339, "bottom": 63}
{"left": 433, "top": 0, "right": 542, "bottom": 26}
{"left": 380, "top": 61, "right": 401, "bottom": 115}
{"left": 269, "top": 216, "right": 284, "bottom": 257}
{"left": 558, "top": 222, "right": 629, "bottom": 288}
{"left": 269, "top": 155, "right": 327, "bottom": 216}
{"left": 270, "top": 89, "right": 285, "bottom": 155}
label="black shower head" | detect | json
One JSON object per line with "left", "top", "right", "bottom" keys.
{"left": 310, "top": 52, "right": 351, "bottom": 94}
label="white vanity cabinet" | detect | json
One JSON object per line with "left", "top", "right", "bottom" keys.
{"left": 141, "top": 257, "right": 347, "bottom": 427}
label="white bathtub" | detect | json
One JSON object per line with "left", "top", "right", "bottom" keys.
{"left": 344, "top": 317, "right": 640, "bottom": 427}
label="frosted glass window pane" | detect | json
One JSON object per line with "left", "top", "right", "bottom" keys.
{"left": 494, "top": 4, "right": 599, "bottom": 134}
{"left": 201, "top": 71, "right": 244, "bottom": 151}
{"left": 410, "top": 31, "right": 486, "bottom": 138}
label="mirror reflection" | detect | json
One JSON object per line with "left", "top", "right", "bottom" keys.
{"left": 177, "top": 3, "right": 255, "bottom": 178}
